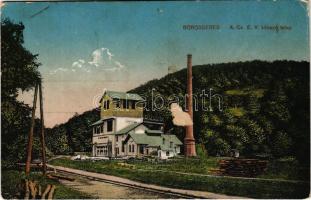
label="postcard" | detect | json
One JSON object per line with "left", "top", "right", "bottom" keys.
{"left": 1, "top": 0, "right": 310, "bottom": 199}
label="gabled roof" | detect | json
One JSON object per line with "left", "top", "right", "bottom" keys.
{"left": 128, "top": 132, "right": 162, "bottom": 146}
{"left": 100, "top": 90, "right": 144, "bottom": 102}
{"left": 112, "top": 122, "right": 143, "bottom": 135}
{"left": 90, "top": 117, "right": 114, "bottom": 126}
{"left": 126, "top": 132, "right": 183, "bottom": 151}
{"left": 162, "top": 134, "right": 183, "bottom": 145}
{"left": 145, "top": 129, "right": 163, "bottom": 135}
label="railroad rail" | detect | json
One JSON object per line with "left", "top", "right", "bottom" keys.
{"left": 47, "top": 164, "right": 242, "bottom": 199}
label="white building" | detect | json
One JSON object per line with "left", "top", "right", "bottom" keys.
{"left": 91, "top": 91, "right": 182, "bottom": 159}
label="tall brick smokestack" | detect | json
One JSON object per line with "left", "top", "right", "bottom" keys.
{"left": 185, "top": 54, "right": 196, "bottom": 157}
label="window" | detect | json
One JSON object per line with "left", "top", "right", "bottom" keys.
{"left": 122, "top": 99, "right": 130, "bottom": 109}
{"left": 103, "top": 100, "right": 110, "bottom": 110}
{"left": 100, "top": 125, "right": 103, "bottom": 133}
{"left": 162, "top": 138, "right": 165, "bottom": 145}
{"left": 106, "top": 100, "right": 110, "bottom": 109}
{"left": 129, "top": 145, "right": 131, "bottom": 152}
{"left": 107, "top": 120, "right": 113, "bottom": 132}
{"left": 122, "top": 143, "right": 125, "bottom": 152}
{"left": 139, "top": 145, "right": 144, "bottom": 154}
{"left": 103, "top": 146, "right": 108, "bottom": 155}
{"left": 116, "top": 100, "right": 121, "bottom": 109}
{"left": 97, "top": 146, "right": 108, "bottom": 156}
{"left": 166, "top": 151, "right": 169, "bottom": 156}
{"left": 123, "top": 100, "right": 127, "bottom": 109}
{"left": 115, "top": 148, "right": 119, "bottom": 155}
{"left": 132, "top": 144, "right": 135, "bottom": 152}
{"left": 131, "top": 101, "right": 136, "bottom": 109}
{"left": 170, "top": 142, "right": 173, "bottom": 148}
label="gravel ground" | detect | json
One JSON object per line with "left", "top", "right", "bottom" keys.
{"left": 59, "top": 175, "right": 180, "bottom": 199}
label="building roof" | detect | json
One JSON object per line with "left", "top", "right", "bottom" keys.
{"left": 90, "top": 117, "right": 114, "bottom": 126}
{"left": 127, "top": 132, "right": 183, "bottom": 151}
{"left": 145, "top": 129, "right": 163, "bottom": 135}
{"left": 100, "top": 90, "right": 144, "bottom": 102}
{"left": 112, "top": 122, "right": 143, "bottom": 135}
{"left": 162, "top": 134, "right": 183, "bottom": 145}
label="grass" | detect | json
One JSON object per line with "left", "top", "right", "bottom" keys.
{"left": 49, "top": 157, "right": 310, "bottom": 198}
{"left": 1, "top": 170, "right": 92, "bottom": 199}
{"left": 259, "top": 158, "right": 310, "bottom": 181}
{"left": 128, "top": 156, "right": 220, "bottom": 174}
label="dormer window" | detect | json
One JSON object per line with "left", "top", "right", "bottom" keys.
{"left": 103, "top": 100, "right": 110, "bottom": 110}
{"left": 162, "top": 138, "right": 165, "bottom": 145}
{"left": 107, "top": 100, "right": 110, "bottom": 109}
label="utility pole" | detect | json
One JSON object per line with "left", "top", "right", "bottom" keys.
{"left": 25, "top": 84, "right": 38, "bottom": 176}
{"left": 39, "top": 82, "right": 47, "bottom": 175}
{"left": 25, "top": 82, "right": 47, "bottom": 176}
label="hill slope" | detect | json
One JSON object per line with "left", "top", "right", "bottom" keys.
{"left": 46, "top": 60, "right": 310, "bottom": 163}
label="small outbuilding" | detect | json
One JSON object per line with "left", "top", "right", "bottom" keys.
{"left": 124, "top": 129, "right": 182, "bottom": 159}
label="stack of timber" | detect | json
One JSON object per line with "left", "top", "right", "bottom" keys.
{"left": 211, "top": 158, "right": 268, "bottom": 177}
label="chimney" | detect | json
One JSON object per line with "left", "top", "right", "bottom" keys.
{"left": 184, "top": 54, "right": 196, "bottom": 157}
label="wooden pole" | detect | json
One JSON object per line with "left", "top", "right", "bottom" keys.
{"left": 25, "top": 84, "right": 39, "bottom": 176}
{"left": 39, "top": 82, "right": 47, "bottom": 175}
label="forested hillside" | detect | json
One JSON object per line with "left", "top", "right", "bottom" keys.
{"left": 46, "top": 60, "right": 310, "bottom": 164}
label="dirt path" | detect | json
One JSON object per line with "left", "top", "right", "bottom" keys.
{"left": 48, "top": 164, "right": 244, "bottom": 199}
{"left": 59, "top": 175, "right": 178, "bottom": 199}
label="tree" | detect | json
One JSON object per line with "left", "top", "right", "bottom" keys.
{"left": 48, "top": 60, "right": 309, "bottom": 162}
{"left": 247, "top": 94, "right": 260, "bottom": 115}
{"left": 1, "top": 19, "right": 41, "bottom": 98}
{"left": 1, "top": 18, "right": 41, "bottom": 168}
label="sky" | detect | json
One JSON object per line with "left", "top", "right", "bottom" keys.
{"left": 1, "top": 0, "right": 309, "bottom": 127}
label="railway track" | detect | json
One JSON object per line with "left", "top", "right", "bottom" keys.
{"left": 52, "top": 169, "right": 203, "bottom": 199}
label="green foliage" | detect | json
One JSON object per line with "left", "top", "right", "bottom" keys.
{"left": 1, "top": 170, "right": 91, "bottom": 199}
{"left": 196, "top": 144, "right": 208, "bottom": 159}
{"left": 247, "top": 94, "right": 260, "bottom": 114}
{"left": 225, "top": 88, "right": 265, "bottom": 98}
{"left": 45, "top": 109, "right": 100, "bottom": 154}
{"left": 46, "top": 125, "right": 71, "bottom": 155}
{"left": 49, "top": 158, "right": 310, "bottom": 198}
{"left": 48, "top": 60, "right": 309, "bottom": 163}
{"left": 271, "top": 131, "right": 292, "bottom": 157}
{"left": 1, "top": 19, "right": 41, "bottom": 98}
{"left": 209, "top": 115, "right": 222, "bottom": 127}
{"left": 259, "top": 158, "right": 310, "bottom": 181}
{"left": 129, "top": 60, "right": 309, "bottom": 161}
{"left": 1, "top": 19, "right": 42, "bottom": 168}
{"left": 228, "top": 107, "right": 245, "bottom": 117}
